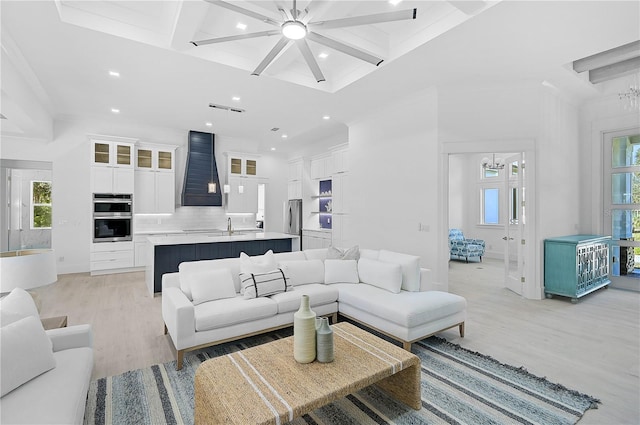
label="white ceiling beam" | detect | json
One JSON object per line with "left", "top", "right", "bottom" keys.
{"left": 447, "top": 1, "right": 488, "bottom": 15}
{"left": 170, "top": 1, "right": 210, "bottom": 51}
{"left": 588, "top": 56, "right": 640, "bottom": 84}
{"left": 573, "top": 40, "right": 640, "bottom": 73}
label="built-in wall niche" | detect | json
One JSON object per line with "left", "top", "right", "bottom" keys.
{"left": 319, "top": 180, "right": 332, "bottom": 229}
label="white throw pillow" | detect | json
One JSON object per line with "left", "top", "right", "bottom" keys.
{"left": 189, "top": 268, "right": 237, "bottom": 306}
{"left": 278, "top": 260, "right": 325, "bottom": 286}
{"left": 240, "top": 250, "right": 277, "bottom": 274}
{"left": 324, "top": 259, "right": 359, "bottom": 284}
{"left": 1, "top": 315, "right": 56, "bottom": 397}
{"left": 0, "top": 288, "right": 40, "bottom": 326}
{"left": 240, "top": 269, "right": 291, "bottom": 299}
{"left": 358, "top": 258, "right": 403, "bottom": 294}
{"left": 378, "top": 250, "right": 421, "bottom": 292}
{"left": 327, "top": 245, "right": 360, "bottom": 260}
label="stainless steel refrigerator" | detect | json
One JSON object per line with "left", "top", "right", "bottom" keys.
{"left": 284, "top": 199, "right": 302, "bottom": 251}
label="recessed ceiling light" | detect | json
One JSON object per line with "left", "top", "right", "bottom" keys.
{"left": 109, "top": 70, "right": 120, "bottom": 77}
{"left": 282, "top": 134, "right": 288, "bottom": 139}
{"left": 111, "top": 108, "right": 120, "bottom": 113}
{"left": 232, "top": 96, "right": 241, "bottom": 101}
{"left": 322, "top": 115, "right": 331, "bottom": 120}
{"left": 270, "top": 147, "right": 276, "bottom": 151}
{"left": 205, "top": 122, "right": 213, "bottom": 127}
{"left": 236, "top": 23, "right": 247, "bottom": 30}
{"left": 388, "top": 0, "right": 403, "bottom": 5}
{"left": 318, "top": 52, "right": 329, "bottom": 59}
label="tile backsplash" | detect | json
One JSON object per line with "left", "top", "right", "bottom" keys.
{"left": 134, "top": 207, "right": 255, "bottom": 233}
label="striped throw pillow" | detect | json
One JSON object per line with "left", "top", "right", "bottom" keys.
{"left": 240, "top": 269, "right": 291, "bottom": 299}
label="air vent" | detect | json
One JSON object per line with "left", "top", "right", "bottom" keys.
{"left": 209, "top": 103, "right": 246, "bottom": 113}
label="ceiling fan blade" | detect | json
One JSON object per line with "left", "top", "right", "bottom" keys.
{"left": 296, "top": 39, "right": 326, "bottom": 82}
{"left": 252, "top": 37, "right": 291, "bottom": 76}
{"left": 203, "top": 0, "right": 281, "bottom": 26}
{"left": 308, "top": 8, "right": 417, "bottom": 30}
{"left": 307, "top": 32, "right": 383, "bottom": 66}
{"left": 191, "top": 30, "right": 281, "bottom": 46}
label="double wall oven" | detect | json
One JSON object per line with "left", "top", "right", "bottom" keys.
{"left": 93, "top": 194, "right": 132, "bottom": 242}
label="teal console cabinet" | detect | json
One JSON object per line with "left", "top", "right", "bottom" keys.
{"left": 544, "top": 235, "right": 611, "bottom": 303}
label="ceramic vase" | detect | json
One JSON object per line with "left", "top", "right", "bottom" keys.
{"left": 316, "top": 317, "right": 334, "bottom": 363}
{"left": 294, "top": 295, "right": 316, "bottom": 363}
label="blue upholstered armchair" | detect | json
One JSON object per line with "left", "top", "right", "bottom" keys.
{"left": 449, "top": 229, "right": 485, "bottom": 263}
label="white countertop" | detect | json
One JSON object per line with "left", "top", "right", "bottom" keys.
{"left": 134, "top": 228, "right": 263, "bottom": 236}
{"left": 146, "top": 232, "right": 298, "bottom": 246}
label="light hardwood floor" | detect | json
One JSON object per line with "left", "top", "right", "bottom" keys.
{"left": 33, "top": 258, "right": 639, "bottom": 424}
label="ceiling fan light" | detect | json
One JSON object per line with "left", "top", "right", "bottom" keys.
{"left": 282, "top": 20, "right": 307, "bottom": 40}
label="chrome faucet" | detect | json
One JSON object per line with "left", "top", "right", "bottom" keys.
{"left": 227, "top": 218, "right": 234, "bottom": 236}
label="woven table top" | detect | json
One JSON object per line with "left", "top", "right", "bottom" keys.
{"left": 194, "top": 321, "right": 421, "bottom": 425}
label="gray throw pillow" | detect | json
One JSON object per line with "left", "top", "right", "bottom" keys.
{"left": 327, "top": 245, "right": 360, "bottom": 261}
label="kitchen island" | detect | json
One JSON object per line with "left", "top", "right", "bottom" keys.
{"left": 145, "top": 232, "right": 298, "bottom": 295}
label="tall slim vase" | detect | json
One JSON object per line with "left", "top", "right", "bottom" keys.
{"left": 294, "top": 295, "right": 316, "bottom": 363}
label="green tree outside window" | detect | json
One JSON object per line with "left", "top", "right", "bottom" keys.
{"left": 32, "top": 181, "right": 52, "bottom": 229}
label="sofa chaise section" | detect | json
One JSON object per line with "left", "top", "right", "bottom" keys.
{"left": 162, "top": 247, "right": 466, "bottom": 370}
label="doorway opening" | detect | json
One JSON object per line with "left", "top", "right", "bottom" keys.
{"left": 446, "top": 150, "right": 530, "bottom": 297}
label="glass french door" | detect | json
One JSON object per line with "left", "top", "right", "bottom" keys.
{"left": 604, "top": 129, "right": 640, "bottom": 292}
{"left": 503, "top": 153, "right": 525, "bottom": 295}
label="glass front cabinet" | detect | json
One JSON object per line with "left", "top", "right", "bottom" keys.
{"left": 544, "top": 235, "right": 611, "bottom": 303}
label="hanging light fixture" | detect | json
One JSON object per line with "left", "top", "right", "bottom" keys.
{"left": 619, "top": 72, "right": 640, "bottom": 111}
{"left": 207, "top": 138, "right": 217, "bottom": 193}
{"left": 481, "top": 153, "right": 505, "bottom": 170}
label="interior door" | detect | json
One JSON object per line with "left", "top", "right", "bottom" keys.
{"left": 603, "top": 129, "right": 640, "bottom": 292}
{"left": 503, "top": 153, "right": 525, "bottom": 295}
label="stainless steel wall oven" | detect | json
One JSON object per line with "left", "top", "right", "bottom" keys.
{"left": 93, "top": 194, "right": 132, "bottom": 242}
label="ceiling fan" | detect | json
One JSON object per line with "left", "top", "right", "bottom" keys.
{"left": 191, "top": 0, "right": 417, "bottom": 82}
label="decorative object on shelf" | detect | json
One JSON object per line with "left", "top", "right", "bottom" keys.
{"left": 481, "top": 153, "right": 505, "bottom": 170}
{"left": 319, "top": 191, "right": 332, "bottom": 196}
{"left": 618, "top": 72, "right": 639, "bottom": 111}
{"left": 324, "top": 200, "right": 332, "bottom": 213}
{"left": 293, "top": 295, "right": 316, "bottom": 363}
{"left": 315, "top": 317, "right": 334, "bottom": 363}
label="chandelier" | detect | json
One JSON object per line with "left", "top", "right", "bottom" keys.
{"left": 481, "top": 153, "right": 505, "bottom": 170}
{"left": 619, "top": 73, "right": 640, "bottom": 111}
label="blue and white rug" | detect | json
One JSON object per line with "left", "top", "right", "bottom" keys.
{"left": 84, "top": 330, "right": 599, "bottom": 425}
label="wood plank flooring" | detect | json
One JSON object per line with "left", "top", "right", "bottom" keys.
{"left": 33, "top": 258, "right": 639, "bottom": 424}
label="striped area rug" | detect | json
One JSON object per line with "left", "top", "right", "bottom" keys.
{"left": 84, "top": 331, "right": 599, "bottom": 425}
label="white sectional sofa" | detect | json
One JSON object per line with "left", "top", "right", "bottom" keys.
{"left": 162, "top": 247, "right": 466, "bottom": 370}
{"left": 0, "top": 288, "right": 94, "bottom": 425}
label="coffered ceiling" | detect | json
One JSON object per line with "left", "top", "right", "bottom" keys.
{"left": 53, "top": 0, "right": 497, "bottom": 92}
{"left": 1, "top": 1, "right": 639, "bottom": 154}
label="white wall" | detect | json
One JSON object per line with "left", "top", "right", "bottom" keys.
{"left": 438, "top": 83, "right": 582, "bottom": 298}
{"left": 348, "top": 87, "right": 440, "bottom": 283}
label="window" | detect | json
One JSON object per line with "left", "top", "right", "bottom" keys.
{"left": 482, "top": 188, "right": 499, "bottom": 224}
{"left": 31, "top": 181, "right": 52, "bottom": 229}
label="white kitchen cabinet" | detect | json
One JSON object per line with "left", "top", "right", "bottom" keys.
{"left": 287, "top": 159, "right": 304, "bottom": 200}
{"left": 226, "top": 177, "right": 258, "bottom": 213}
{"left": 91, "top": 166, "right": 134, "bottom": 194}
{"left": 310, "top": 155, "right": 331, "bottom": 180}
{"left": 302, "top": 229, "right": 331, "bottom": 250}
{"left": 227, "top": 153, "right": 259, "bottom": 177}
{"left": 90, "top": 139, "right": 135, "bottom": 194}
{"left": 136, "top": 145, "right": 175, "bottom": 172}
{"left": 288, "top": 181, "right": 302, "bottom": 200}
{"left": 288, "top": 159, "right": 303, "bottom": 181}
{"left": 331, "top": 148, "right": 349, "bottom": 175}
{"left": 134, "top": 144, "right": 177, "bottom": 214}
{"left": 331, "top": 215, "right": 351, "bottom": 249}
{"left": 90, "top": 241, "right": 134, "bottom": 274}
